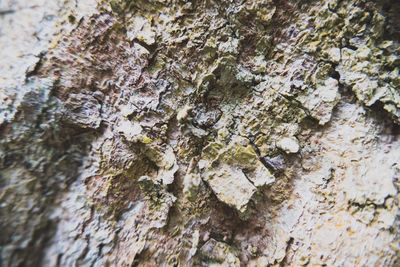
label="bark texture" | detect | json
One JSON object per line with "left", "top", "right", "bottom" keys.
{"left": 1, "top": 0, "right": 400, "bottom": 266}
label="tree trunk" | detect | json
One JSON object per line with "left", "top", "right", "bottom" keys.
{"left": 1, "top": 0, "right": 399, "bottom": 266}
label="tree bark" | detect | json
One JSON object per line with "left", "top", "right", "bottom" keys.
{"left": 0, "top": 0, "right": 399, "bottom": 266}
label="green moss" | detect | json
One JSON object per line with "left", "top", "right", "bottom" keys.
{"left": 202, "top": 142, "right": 224, "bottom": 161}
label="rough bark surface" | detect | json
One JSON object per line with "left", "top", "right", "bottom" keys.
{"left": 1, "top": 0, "right": 399, "bottom": 266}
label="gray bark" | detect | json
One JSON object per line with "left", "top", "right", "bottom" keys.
{"left": 0, "top": 0, "right": 399, "bottom": 266}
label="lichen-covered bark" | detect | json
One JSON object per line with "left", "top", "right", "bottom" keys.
{"left": 0, "top": 0, "right": 399, "bottom": 266}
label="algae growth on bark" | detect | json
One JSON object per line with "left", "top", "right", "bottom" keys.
{"left": 0, "top": 0, "right": 399, "bottom": 266}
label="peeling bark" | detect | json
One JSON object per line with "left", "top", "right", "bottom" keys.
{"left": 0, "top": 0, "right": 399, "bottom": 266}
